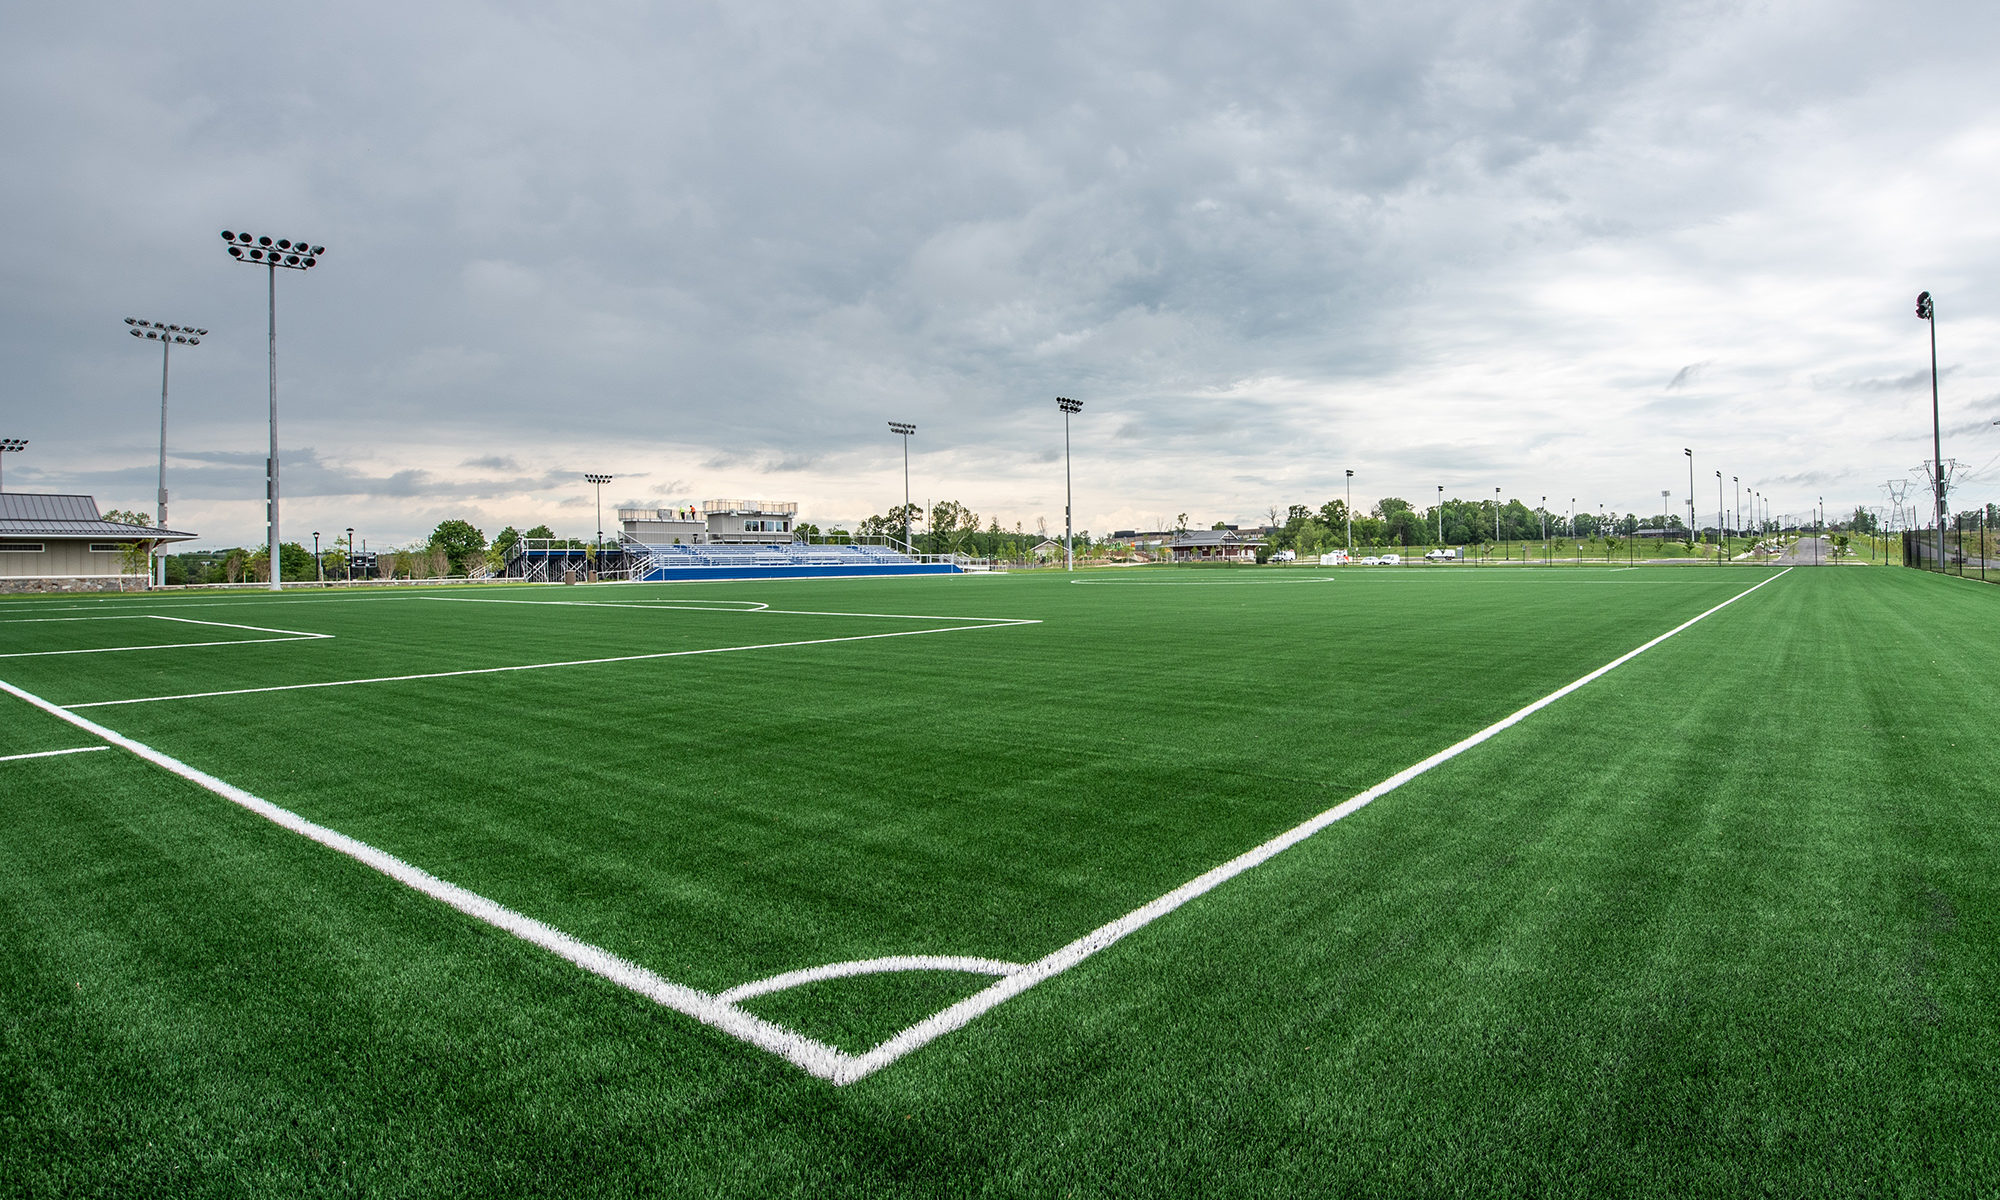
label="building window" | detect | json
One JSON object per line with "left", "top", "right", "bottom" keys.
{"left": 0, "top": 541, "right": 45, "bottom": 553}
{"left": 90, "top": 543, "right": 128, "bottom": 553}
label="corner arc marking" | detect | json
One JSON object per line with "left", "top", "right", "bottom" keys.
{"left": 718, "top": 956, "right": 1026, "bottom": 1004}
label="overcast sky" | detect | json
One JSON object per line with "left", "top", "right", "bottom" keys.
{"left": 3, "top": 0, "right": 1996, "bottom": 547}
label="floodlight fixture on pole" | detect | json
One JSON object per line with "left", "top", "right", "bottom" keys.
{"left": 0, "top": 439, "right": 25, "bottom": 492}
{"left": 1716, "top": 470, "right": 1724, "bottom": 566}
{"left": 124, "top": 317, "right": 206, "bottom": 585}
{"left": 1918, "top": 291, "right": 1946, "bottom": 570}
{"left": 1494, "top": 487, "right": 1501, "bottom": 552}
{"left": 313, "top": 531, "right": 321, "bottom": 583}
{"left": 346, "top": 527, "right": 355, "bottom": 582}
{"left": 1345, "top": 470, "right": 1354, "bottom": 552}
{"left": 1733, "top": 476, "right": 1740, "bottom": 545}
{"left": 1436, "top": 485, "right": 1443, "bottom": 545}
{"left": 1683, "top": 448, "right": 1696, "bottom": 546}
{"left": 222, "top": 230, "right": 324, "bottom": 590}
{"left": 583, "top": 474, "right": 613, "bottom": 566}
{"left": 888, "top": 421, "right": 916, "bottom": 551}
{"left": 1057, "top": 398, "right": 1082, "bottom": 571}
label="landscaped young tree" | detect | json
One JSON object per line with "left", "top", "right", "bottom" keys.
{"left": 428, "top": 520, "right": 487, "bottom": 576}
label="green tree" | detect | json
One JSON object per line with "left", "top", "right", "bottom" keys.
{"left": 101, "top": 509, "right": 151, "bottom": 527}
{"left": 523, "top": 524, "right": 556, "bottom": 541}
{"left": 428, "top": 520, "right": 487, "bottom": 576}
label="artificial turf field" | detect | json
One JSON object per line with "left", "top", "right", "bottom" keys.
{"left": 3, "top": 563, "right": 1998, "bottom": 1196}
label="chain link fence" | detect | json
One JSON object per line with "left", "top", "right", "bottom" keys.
{"left": 1904, "top": 513, "right": 1998, "bottom": 582}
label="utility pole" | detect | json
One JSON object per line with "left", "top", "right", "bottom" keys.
{"left": 1057, "top": 398, "right": 1082, "bottom": 571}
{"left": 1918, "top": 292, "right": 1945, "bottom": 570}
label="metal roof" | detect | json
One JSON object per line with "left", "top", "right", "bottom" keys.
{"left": 0, "top": 494, "right": 196, "bottom": 541}
{"left": 0, "top": 493, "right": 101, "bottom": 522}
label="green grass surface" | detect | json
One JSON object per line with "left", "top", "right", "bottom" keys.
{"left": 3, "top": 565, "right": 1997, "bottom": 1195}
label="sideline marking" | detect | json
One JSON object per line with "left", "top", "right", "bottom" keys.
{"left": 6, "top": 566, "right": 1791, "bottom": 1086}
{"left": 66, "top": 619, "right": 1035, "bottom": 709}
{"left": 0, "top": 746, "right": 110, "bottom": 763}
{"left": 0, "top": 615, "right": 331, "bottom": 660}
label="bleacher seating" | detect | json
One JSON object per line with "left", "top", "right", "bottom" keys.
{"left": 623, "top": 541, "right": 952, "bottom": 581}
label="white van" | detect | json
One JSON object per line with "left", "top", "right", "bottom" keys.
{"left": 1378, "top": 553, "right": 1402, "bottom": 565}
{"left": 1318, "top": 550, "right": 1350, "bottom": 566}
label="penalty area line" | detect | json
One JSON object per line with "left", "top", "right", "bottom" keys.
{"left": 826, "top": 565, "right": 1796, "bottom": 1084}
{"left": 65, "top": 619, "right": 1037, "bottom": 709}
{"left": 0, "top": 746, "right": 110, "bottom": 763}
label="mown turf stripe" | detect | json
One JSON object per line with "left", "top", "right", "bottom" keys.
{"left": 830, "top": 566, "right": 1794, "bottom": 1083}
{"left": 0, "top": 674, "right": 864, "bottom": 1082}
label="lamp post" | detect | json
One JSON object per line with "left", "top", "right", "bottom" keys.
{"left": 346, "top": 527, "right": 355, "bottom": 582}
{"left": 584, "top": 474, "right": 613, "bottom": 577}
{"left": 1716, "top": 471, "right": 1724, "bottom": 566}
{"left": 1541, "top": 495, "right": 1548, "bottom": 564}
{"left": 1436, "top": 485, "right": 1443, "bottom": 546}
{"left": 1661, "top": 489, "right": 1671, "bottom": 552}
{"left": 0, "top": 439, "right": 24, "bottom": 492}
{"left": 1494, "top": 486, "right": 1501, "bottom": 560}
{"left": 221, "top": 230, "right": 323, "bottom": 591}
{"left": 1683, "top": 448, "right": 1696, "bottom": 553}
{"left": 1733, "top": 476, "right": 1740, "bottom": 553}
{"left": 313, "top": 531, "right": 321, "bottom": 583}
{"left": 124, "top": 318, "right": 206, "bottom": 585}
{"left": 1345, "top": 469, "right": 1354, "bottom": 553}
{"left": 1917, "top": 292, "right": 1946, "bottom": 570}
{"left": 888, "top": 421, "right": 916, "bottom": 552}
{"left": 1057, "top": 398, "right": 1082, "bottom": 571}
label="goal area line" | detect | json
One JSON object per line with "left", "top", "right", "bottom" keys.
{"left": 0, "top": 568, "right": 1790, "bottom": 1085}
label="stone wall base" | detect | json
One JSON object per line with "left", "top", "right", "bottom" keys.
{"left": 0, "top": 577, "right": 145, "bottom": 594}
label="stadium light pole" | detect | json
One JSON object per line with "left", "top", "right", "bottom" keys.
{"left": 312, "top": 531, "right": 321, "bottom": 583}
{"left": 124, "top": 319, "right": 206, "bottom": 584}
{"left": 0, "top": 439, "right": 25, "bottom": 492}
{"left": 1918, "top": 292, "right": 1946, "bottom": 570}
{"left": 1436, "top": 484, "right": 1443, "bottom": 545}
{"left": 222, "top": 230, "right": 323, "bottom": 591}
{"left": 1057, "top": 398, "right": 1082, "bottom": 571}
{"left": 1541, "top": 495, "right": 1548, "bottom": 564}
{"left": 1345, "top": 469, "right": 1354, "bottom": 553}
{"left": 584, "top": 474, "right": 613, "bottom": 573}
{"left": 1683, "top": 448, "right": 1696, "bottom": 553}
{"left": 1494, "top": 486, "right": 1501, "bottom": 559}
{"left": 1733, "top": 476, "right": 1740, "bottom": 551}
{"left": 888, "top": 422, "right": 916, "bottom": 551}
{"left": 346, "top": 527, "right": 355, "bottom": 582}
{"left": 1716, "top": 471, "right": 1725, "bottom": 566}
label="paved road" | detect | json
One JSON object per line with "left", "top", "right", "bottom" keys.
{"left": 1773, "top": 536, "right": 1833, "bottom": 566}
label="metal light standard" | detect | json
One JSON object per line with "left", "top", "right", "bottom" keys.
{"left": 1733, "top": 476, "right": 1740, "bottom": 554}
{"left": 1541, "top": 495, "right": 1548, "bottom": 564}
{"left": 1436, "top": 485, "right": 1443, "bottom": 546}
{"left": 584, "top": 474, "right": 613, "bottom": 577}
{"left": 124, "top": 318, "right": 206, "bottom": 585}
{"left": 345, "top": 527, "right": 355, "bottom": 582}
{"left": 1918, "top": 292, "right": 1946, "bottom": 569}
{"left": 221, "top": 230, "right": 324, "bottom": 591}
{"left": 1345, "top": 469, "right": 1354, "bottom": 553}
{"left": 1683, "top": 448, "right": 1696, "bottom": 554}
{"left": 313, "top": 531, "right": 321, "bottom": 583}
{"left": 1057, "top": 398, "right": 1082, "bottom": 571}
{"left": 0, "top": 439, "right": 25, "bottom": 491}
{"left": 1494, "top": 486, "right": 1501, "bottom": 560}
{"left": 1716, "top": 471, "right": 1725, "bottom": 566}
{"left": 888, "top": 421, "right": 916, "bottom": 551}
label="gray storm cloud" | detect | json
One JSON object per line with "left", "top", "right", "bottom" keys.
{"left": 2, "top": 0, "right": 1996, "bottom": 545}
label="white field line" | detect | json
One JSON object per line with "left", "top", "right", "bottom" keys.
{"left": 0, "top": 745, "right": 110, "bottom": 763}
{"left": 66, "top": 619, "right": 1037, "bottom": 709}
{"left": 0, "top": 674, "right": 865, "bottom": 1082}
{"left": 0, "top": 615, "right": 330, "bottom": 660}
{"left": 717, "top": 956, "right": 1026, "bottom": 1004}
{"left": 419, "top": 596, "right": 1036, "bottom": 622}
{"left": 825, "top": 565, "right": 1796, "bottom": 1083}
